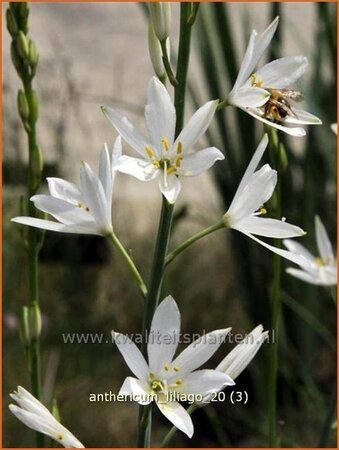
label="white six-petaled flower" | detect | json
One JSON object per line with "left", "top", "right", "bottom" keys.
{"left": 223, "top": 134, "right": 311, "bottom": 265}
{"left": 283, "top": 216, "right": 337, "bottom": 286}
{"left": 227, "top": 17, "right": 321, "bottom": 137}
{"left": 9, "top": 386, "right": 84, "bottom": 448}
{"left": 102, "top": 76, "right": 224, "bottom": 204}
{"left": 12, "top": 137, "right": 121, "bottom": 236}
{"left": 113, "top": 295, "right": 234, "bottom": 438}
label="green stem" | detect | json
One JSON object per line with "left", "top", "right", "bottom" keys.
{"left": 24, "top": 74, "right": 44, "bottom": 449}
{"left": 265, "top": 126, "right": 282, "bottom": 448}
{"left": 108, "top": 232, "right": 148, "bottom": 298}
{"left": 160, "top": 39, "right": 178, "bottom": 87}
{"left": 138, "top": 4, "right": 194, "bottom": 446}
{"left": 317, "top": 382, "right": 336, "bottom": 447}
{"left": 166, "top": 220, "right": 224, "bottom": 266}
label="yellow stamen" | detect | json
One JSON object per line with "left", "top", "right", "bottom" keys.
{"left": 58, "top": 434, "right": 64, "bottom": 441}
{"left": 151, "top": 380, "right": 164, "bottom": 392}
{"left": 315, "top": 257, "right": 324, "bottom": 267}
{"left": 153, "top": 160, "right": 160, "bottom": 168}
{"left": 176, "top": 142, "right": 183, "bottom": 154}
{"left": 166, "top": 166, "right": 177, "bottom": 175}
{"left": 145, "top": 146, "right": 155, "bottom": 159}
{"left": 175, "top": 379, "right": 183, "bottom": 385}
{"left": 161, "top": 138, "right": 170, "bottom": 152}
{"left": 175, "top": 156, "right": 183, "bottom": 167}
{"left": 173, "top": 367, "right": 179, "bottom": 372}
{"left": 260, "top": 207, "right": 267, "bottom": 215}
{"left": 164, "top": 364, "right": 170, "bottom": 371}
{"left": 250, "top": 73, "right": 263, "bottom": 87}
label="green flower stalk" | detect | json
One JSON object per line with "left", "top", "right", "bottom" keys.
{"left": 6, "top": 3, "right": 44, "bottom": 447}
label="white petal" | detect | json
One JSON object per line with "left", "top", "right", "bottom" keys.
{"left": 242, "top": 232, "right": 314, "bottom": 266}
{"left": 178, "top": 369, "right": 234, "bottom": 396}
{"left": 116, "top": 155, "right": 158, "bottom": 181}
{"left": 148, "top": 296, "right": 180, "bottom": 375}
{"left": 283, "top": 239, "right": 315, "bottom": 264}
{"left": 242, "top": 108, "right": 306, "bottom": 137}
{"left": 145, "top": 77, "right": 176, "bottom": 148}
{"left": 158, "top": 174, "right": 181, "bottom": 204}
{"left": 315, "top": 216, "right": 334, "bottom": 263}
{"left": 227, "top": 164, "right": 277, "bottom": 222}
{"left": 228, "top": 86, "right": 270, "bottom": 108}
{"left": 11, "top": 217, "right": 99, "bottom": 235}
{"left": 177, "top": 147, "right": 224, "bottom": 177}
{"left": 171, "top": 328, "right": 231, "bottom": 376}
{"left": 235, "top": 216, "right": 305, "bottom": 238}
{"left": 47, "top": 178, "right": 82, "bottom": 204}
{"left": 112, "top": 332, "right": 149, "bottom": 382}
{"left": 233, "top": 17, "right": 279, "bottom": 90}
{"left": 229, "top": 134, "right": 268, "bottom": 209}
{"left": 80, "top": 162, "right": 111, "bottom": 232}
{"left": 174, "top": 100, "right": 218, "bottom": 150}
{"left": 102, "top": 106, "right": 149, "bottom": 156}
{"left": 216, "top": 326, "right": 268, "bottom": 380}
{"left": 284, "top": 108, "right": 322, "bottom": 125}
{"left": 30, "top": 195, "right": 90, "bottom": 225}
{"left": 112, "top": 135, "right": 122, "bottom": 162}
{"left": 286, "top": 266, "right": 336, "bottom": 286}
{"left": 331, "top": 123, "right": 337, "bottom": 135}
{"left": 119, "top": 377, "right": 152, "bottom": 405}
{"left": 251, "top": 56, "right": 307, "bottom": 89}
{"left": 156, "top": 401, "right": 194, "bottom": 438}
{"left": 99, "top": 144, "right": 113, "bottom": 202}
{"left": 9, "top": 406, "right": 84, "bottom": 448}
{"left": 11, "top": 386, "right": 50, "bottom": 417}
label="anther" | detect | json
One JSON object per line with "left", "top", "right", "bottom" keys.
{"left": 145, "top": 146, "right": 155, "bottom": 159}
{"left": 161, "top": 138, "right": 170, "bottom": 152}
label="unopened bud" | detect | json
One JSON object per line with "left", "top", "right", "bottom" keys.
{"left": 28, "top": 302, "right": 42, "bottom": 340}
{"left": 17, "top": 31, "right": 29, "bottom": 61}
{"left": 6, "top": 8, "right": 19, "bottom": 36}
{"left": 20, "top": 306, "right": 30, "bottom": 346}
{"left": 28, "top": 40, "right": 39, "bottom": 68}
{"left": 11, "top": 41, "right": 23, "bottom": 74}
{"left": 30, "top": 90, "right": 39, "bottom": 123}
{"left": 17, "top": 89, "right": 29, "bottom": 122}
{"left": 149, "top": 2, "right": 171, "bottom": 42}
{"left": 148, "top": 23, "right": 167, "bottom": 81}
{"left": 17, "top": 2, "right": 29, "bottom": 21}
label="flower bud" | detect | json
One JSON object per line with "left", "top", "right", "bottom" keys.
{"left": 30, "top": 90, "right": 39, "bottom": 123}
{"left": 148, "top": 2, "right": 171, "bottom": 42}
{"left": 17, "top": 31, "right": 29, "bottom": 61}
{"left": 6, "top": 8, "right": 19, "bottom": 36}
{"left": 148, "top": 23, "right": 167, "bottom": 81}
{"left": 19, "top": 306, "right": 30, "bottom": 346}
{"left": 28, "top": 40, "right": 39, "bottom": 68}
{"left": 17, "top": 89, "right": 29, "bottom": 122}
{"left": 28, "top": 302, "right": 42, "bottom": 340}
{"left": 11, "top": 41, "right": 23, "bottom": 74}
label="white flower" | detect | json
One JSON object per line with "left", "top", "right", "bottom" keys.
{"left": 9, "top": 386, "right": 84, "bottom": 448}
{"left": 12, "top": 137, "right": 121, "bottom": 236}
{"left": 331, "top": 123, "right": 337, "bottom": 135}
{"left": 227, "top": 17, "right": 321, "bottom": 137}
{"left": 283, "top": 216, "right": 337, "bottom": 286}
{"left": 223, "top": 134, "right": 310, "bottom": 265}
{"left": 202, "top": 325, "right": 268, "bottom": 403}
{"left": 102, "top": 77, "right": 224, "bottom": 204}
{"left": 113, "top": 295, "right": 234, "bottom": 438}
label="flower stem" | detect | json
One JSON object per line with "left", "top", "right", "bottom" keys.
{"left": 137, "top": 4, "right": 195, "bottom": 447}
{"left": 265, "top": 126, "right": 282, "bottom": 448}
{"left": 165, "top": 220, "right": 224, "bottom": 266}
{"left": 107, "top": 232, "right": 148, "bottom": 298}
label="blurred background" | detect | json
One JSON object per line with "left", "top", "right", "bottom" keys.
{"left": 3, "top": 2, "right": 336, "bottom": 447}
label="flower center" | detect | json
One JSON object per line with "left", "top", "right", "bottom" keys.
{"left": 315, "top": 257, "right": 324, "bottom": 267}
{"left": 145, "top": 140, "right": 183, "bottom": 187}
{"left": 250, "top": 73, "right": 263, "bottom": 88}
